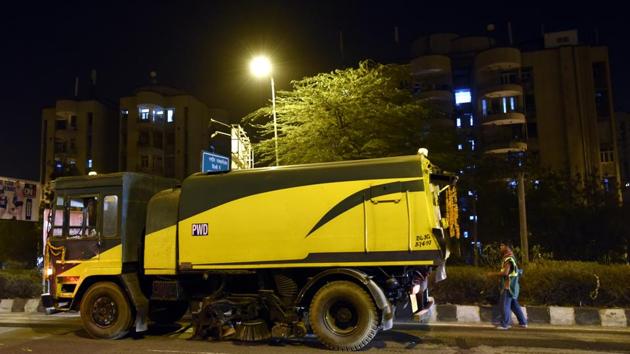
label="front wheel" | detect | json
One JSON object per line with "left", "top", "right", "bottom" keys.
{"left": 309, "top": 280, "right": 379, "bottom": 351}
{"left": 80, "top": 281, "right": 133, "bottom": 339}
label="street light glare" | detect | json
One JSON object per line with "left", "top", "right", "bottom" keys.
{"left": 250, "top": 55, "right": 272, "bottom": 77}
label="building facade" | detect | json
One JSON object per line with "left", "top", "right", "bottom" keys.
{"left": 410, "top": 30, "right": 623, "bottom": 248}
{"left": 41, "top": 99, "right": 118, "bottom": 184}
{"left": 616, "top": 112, "right": 630, "bottom": 199}
{"left": 411, "top": 30, "right": 622, "bottom": 191}
{"left": 119, "top": 86, "right": 225, "bottom": 181}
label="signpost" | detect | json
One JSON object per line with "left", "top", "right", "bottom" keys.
{"left": 201, "top": 150, "right": 230, "bottom": 173}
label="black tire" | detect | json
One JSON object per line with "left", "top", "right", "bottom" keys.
{"left": 149, "top": 300, "right": 189, "bottom": 324}
{"left": 80, "top": 281, "right": 133, "bottom": 339}
{"left": 309, "top": 280, "right": 379, "bottom": 351}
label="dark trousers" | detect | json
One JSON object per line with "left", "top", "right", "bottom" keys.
{"left": 499, "top": 289, "right": 527, "bottom": 327}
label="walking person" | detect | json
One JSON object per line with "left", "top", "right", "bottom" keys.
{"left": 488, "top": 241, "right": 527, "bottom": 330}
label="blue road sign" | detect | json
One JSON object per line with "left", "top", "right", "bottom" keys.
{"left": 201, "top": 150, "right": 230, "bottom": 173}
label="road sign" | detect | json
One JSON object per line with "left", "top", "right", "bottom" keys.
{"left": 201, "top": 150, "right": 230, "bottom": 173}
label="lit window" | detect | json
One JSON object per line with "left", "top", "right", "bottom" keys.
{"left": 463, "top": 231, "right": 469, "bottom": 238}
{"left": 140, "top": 108, "right": 150, "bottom": 121}
{"left": 154, "top": 110, "right": 164, "bottom": 122}
{"left": 167, "top": 109, "right": 174, "bottom": 123}
{"left": 464, "top": 113, "right": 473, "bottom": 126}
{"left": 87, "top": 159, "right": 93, "bottom": 168}
{"left": 456, "top": 118, "right": 461, "bottom": 127}
{"left": 469, "top": 139, "right": 476, "bottom": 151}
{"left": 457, "top": 144, "right": 463, "bottom": 151}
{"left": 455, "top": 89, "right": 471, "bottom": 105}
{"left": 121, "top": 110, "right": 129, "bottom": 119}
{"left": 510, "top": 97, "right": 516, "bottom": 111}
{"left": 468, "top": 190, "right": 474, "bottom": 196}
{"left": 481, "top": 99, "right": 488, "bottom": 116}
{"left": 502, "top": 97, "right": 507, "bottom": 113}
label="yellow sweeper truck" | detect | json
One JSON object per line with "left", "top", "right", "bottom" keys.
{"left": 42, "top": 152, "right": 456, "bottom": 351}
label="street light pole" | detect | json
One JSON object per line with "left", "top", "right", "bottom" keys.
{"left": 249, "top": 55, "right": 279, "bottom": 166}
{"left": 270, "top": 77, "right": 278, "bottom": 166}
{"left": 517, "top": 170, "right": 529, "bottom": 264}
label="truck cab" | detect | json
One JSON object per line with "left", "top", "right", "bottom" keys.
{"left": 42, "top": 173, "right": 176, "bottom": 314}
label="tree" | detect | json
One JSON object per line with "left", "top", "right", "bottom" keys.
{"left": 244, "top": 60, "right": 457, "bottom": 168}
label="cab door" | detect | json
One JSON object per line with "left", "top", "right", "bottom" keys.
{"left": 62, "top": 193, "right": 102, "bottom": 261}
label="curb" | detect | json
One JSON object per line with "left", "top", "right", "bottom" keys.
{"left": 415, "top": 304, "right": 628, "bottom": 328}
{"left": 2, "top": 299, "right": 629, "bottom": 329}
{"left": 0, "top": 299, "right": 45, "bottom": 313}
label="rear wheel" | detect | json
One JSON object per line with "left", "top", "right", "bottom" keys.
{"left": 149, "top": 301, "right": 188, "bottom": 324}
{"left": 80, "top": 281, "right": 133, "bottom": 339}
{"left": 309, "top": 280, "right": 379, "bottom": 351}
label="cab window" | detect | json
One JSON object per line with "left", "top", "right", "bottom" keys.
{"left": 67, "top": 196, "right": 99, "bottom": 238}
{"left": 102, "top": 195, "right": 118, "bottom": 237}
{"left": 52, "top": 196, "right": 64, "bottom": 237}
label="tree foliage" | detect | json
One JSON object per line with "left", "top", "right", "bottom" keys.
{"left": 470, "top": 154, "right": 629, "bottom": 263}
{"left": 244, "top": 60, "right": 456, "bottom": 168}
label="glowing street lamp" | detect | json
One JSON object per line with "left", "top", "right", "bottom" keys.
{"left": 249, "top": 55, "right": 279, "bottom": 166}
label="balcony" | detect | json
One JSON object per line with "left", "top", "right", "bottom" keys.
{"left": 482, "top": 112, "right": 526, "bottom": 126}
{"left": 54, "top": 126, "right": 78, "bottom": 139}
{"left": 451, "top": 36, "right": 494, "bottom": 54}
{"left": 479, "top": 83, "right": 523, "bottom": 99}
{"left": 136, "top": 91, "right": 165, "bottom": 107}
{"left": 475, "top": 47, "right": 521, "bottom": 72}
{"left": 482, "top": 124, "right": 527, "bottom": 154}
{"left": 417, "top": 84, "right": 453, "bottom": 102}
{"left": 411, "top": 55, "right": 451, "bottom": 76}
{"left": 53, "top": 146, "right": 78, "bottom": 158}
{"left": 484, "top": 140, "right": 527, "bottom": 154}
{"left": 418, "top": 90, "right": 453, "bottom": 102}
{"left": 55, "top": 100, "right": 78, "bottom": 116}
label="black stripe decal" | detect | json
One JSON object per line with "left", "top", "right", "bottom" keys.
{"left": 180, "top": 155, "right": 423, "bottom": 220}
{"left": 191, "top": 250, "right": 442, "bottom": 267}
{"left": 306, "top": 180, "right": 423, "bottom": 237}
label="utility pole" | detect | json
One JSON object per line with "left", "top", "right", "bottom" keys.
{"left": 517, "top": 171, "right": 529, "bottom": 264}
{"left": 472, "top": 195, "right": 479, "bottom": 266}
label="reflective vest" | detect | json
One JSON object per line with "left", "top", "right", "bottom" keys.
{"left": 500, "top": 255, "right": 520, "bottom": 298}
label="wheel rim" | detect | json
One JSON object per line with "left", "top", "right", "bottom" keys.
{"left": 323, "top": 299, "right": 359, "bottom": 336}
{"left": 92, "top": 295, "right": 118, "bottom": 327}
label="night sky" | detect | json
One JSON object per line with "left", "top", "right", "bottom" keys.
{"left": 1, "top": 1, "right": 627, "bottom": 181}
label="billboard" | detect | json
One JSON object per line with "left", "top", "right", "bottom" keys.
{"left": 0, "top": 177, "right": 41, "bottom": 221}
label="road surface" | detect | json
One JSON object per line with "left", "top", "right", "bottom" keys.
{"left": 0, "top": 313, "right": 629, "bottom": 353}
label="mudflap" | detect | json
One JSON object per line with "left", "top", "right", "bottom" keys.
{"left": 121, "top": 273, "right": 149, "bottom": 333}
{"left": 411, "top": 290, "right": 435, "bottom": 321}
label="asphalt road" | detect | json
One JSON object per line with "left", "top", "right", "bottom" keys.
{"left": 0, "top": 313, "right": 629, "bottom": 354}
